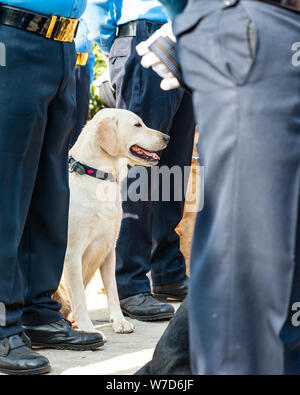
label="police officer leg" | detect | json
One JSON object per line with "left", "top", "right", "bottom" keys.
{"left": 0, "top": 25, "right": 66, "bottom": 374}
{"left": 20, "top": 42, "right": 76, "bottom": 327}
{"left": 151, "top": 92, "right": 195, "bottom": 301}
{"left": 175, "top": 0, "right": 300, "bottom": 374}
{"left": 19, "top": 42, "right": 104, "bottom": 350}
{"left": 70, "top": 64, "right": 91, "bottom": 148}
{"left": 0, "top": 26, "right": 65, "bottom": 341}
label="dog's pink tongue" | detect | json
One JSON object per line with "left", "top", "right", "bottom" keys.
{"left": 142, "top": 149, "right": 160, "bottom": 160}
{"left": 133, "top": 146, "right": 160, "bottom": 160}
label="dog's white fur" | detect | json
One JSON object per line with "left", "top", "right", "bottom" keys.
{"left": 54, "top": 109, "right": 168, "bottom": 335}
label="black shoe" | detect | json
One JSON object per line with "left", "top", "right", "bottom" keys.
{"left": 0, "top": 333, "right": 50, "bottom": 375}
{"left": 152, "top": 277, "right": 189, "bottom": 302}
{"left": 120, "top": 294, "right": 175, "bottom": 322}
{"left": 23, "top": 318, "right": 104, "bottom": 351}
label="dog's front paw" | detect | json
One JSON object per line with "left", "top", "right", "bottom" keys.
{"left": 112, "top": 319, "right": 135, "bottom": 334}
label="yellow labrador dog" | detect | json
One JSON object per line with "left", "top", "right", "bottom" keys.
{"left": 54, "top": 109, "right": 169, "bottom": 335}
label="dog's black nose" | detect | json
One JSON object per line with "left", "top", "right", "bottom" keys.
{"left": 162, "top": 134, "right": 170, "bottom": 143}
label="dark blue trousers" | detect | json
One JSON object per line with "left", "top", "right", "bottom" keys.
{"left": 175, "top": 0, "right": 300, "bottom": 374}
{"left": 70, "top": 64, "right": 90, "bottom": 147}
{"left": 109, "top": 20, "right": 195, "bottom": 300}
{"left": 0, "top": 25, "right": 76, "bottom": 339}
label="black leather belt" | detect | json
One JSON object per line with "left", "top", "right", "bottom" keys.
{"left": 116, "top": 20, "right": 164, "bottom": 38}
{"left": 0, "top": 4, "right": 79, "bottom": 42}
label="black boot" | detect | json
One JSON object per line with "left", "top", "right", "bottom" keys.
{"left": 152, "top": 277, "right": 189, "bottom": 302}
{"left": 23, "top": 318, "right": 104, "bottom": 351}
{"left": 0, "top": 333, "right": 50, "bottom": 375}
{"left": 120, "top": 294, "right": 175, "bottom": 321}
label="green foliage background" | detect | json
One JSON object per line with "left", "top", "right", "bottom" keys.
{"left": 89, "top": 44, "right": 108, "bottom": 119}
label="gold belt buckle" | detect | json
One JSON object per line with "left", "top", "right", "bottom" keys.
{"left": 76, "top": 52, "right": 90, "bottom": 66}
{"left": 46, "top": 15, "right": 79, "bottom": 42}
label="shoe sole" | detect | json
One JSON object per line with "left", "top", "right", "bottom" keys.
{"left": 152, "top": 293, "right": 185, "bottom": 303}
{"left": 0, "top": 365, "right": 51, "bottom": 376}
{"left": 121, "top": 310, "right": 174, "bottom": 322}
{"left": 31, "top": 340, "right": 105, "bottom": 351}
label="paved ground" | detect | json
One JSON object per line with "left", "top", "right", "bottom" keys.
{"left": 39, "top": 274, "right": 177, "bottom": 375}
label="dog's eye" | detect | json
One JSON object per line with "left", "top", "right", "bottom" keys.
{"left": 135, "top": 123, "right": 142, "bottom": 128}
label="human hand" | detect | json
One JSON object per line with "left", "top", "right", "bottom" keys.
{"left": 136, "top": 23, "right": 180, "bottom": 91}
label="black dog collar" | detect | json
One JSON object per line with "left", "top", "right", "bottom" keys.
{"left": 68, "top": 157, "right": 116, "bottom": 182}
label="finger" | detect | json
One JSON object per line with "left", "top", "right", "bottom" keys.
{"left": 136, "top": 41, "right": 149, "bottom": 56}
{"left": 136, "top": 22, "right": 176, "bottom": 56}
{"left": 136, "top": 30, "right": 161, "bottom": 56}
{"left": 140, "top": 52, "right": 161, "bottom": 69}
{"left": 152, "top": 63, "right": 174, "bottom": 79}
{"left": 161, "top": 77, "right": 180, "bottom": 91}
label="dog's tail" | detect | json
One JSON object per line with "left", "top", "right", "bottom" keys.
{"left": 53, "top": 284, "right": 72, "bottom": 319}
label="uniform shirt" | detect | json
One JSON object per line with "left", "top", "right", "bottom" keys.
{"left": 1, "top": 0, "right": 87, "bottom": 18}
{"left": 75, "top": 18, "right": 95, "bottom": 82}
{"left": 84, "top": 0, "right": 168, "bottom": 54}
{"left": 159, "top": 0, "right": 187, "bottom": 18}
{"left": 75, "top": 18, "right": 94, "bottom": 55}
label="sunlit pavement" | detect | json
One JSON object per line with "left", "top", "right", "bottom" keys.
{"left": 40, "top": 273, "right": 178, "bottom": 375}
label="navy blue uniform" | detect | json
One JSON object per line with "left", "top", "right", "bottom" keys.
{"left": 71, "top": 19, "right": 95, "bottom": 147}
{"left": 164, "top": 0, "right": 300, "bottom": 374}
{"left": 0, "top": 1, "right": 86, "bottom": 339}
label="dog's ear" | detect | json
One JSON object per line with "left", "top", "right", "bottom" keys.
{"left": 96, "top": 117, "right": 119, "bottom": 157}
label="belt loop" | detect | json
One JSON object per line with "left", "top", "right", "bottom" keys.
{"left": 136, "top": 19, "right": 143, "bottom": 40}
